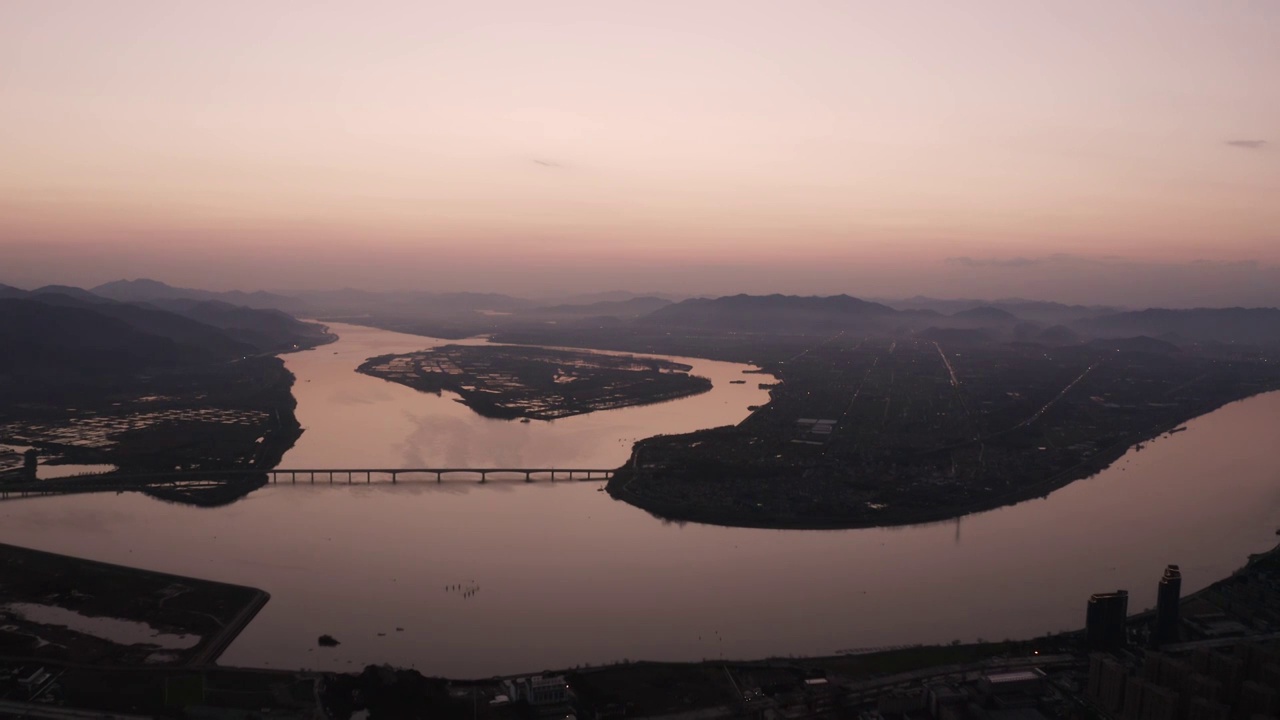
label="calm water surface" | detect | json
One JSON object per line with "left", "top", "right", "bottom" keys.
{"left": 1, "top": 322, "right": 1278, "bottom": 676}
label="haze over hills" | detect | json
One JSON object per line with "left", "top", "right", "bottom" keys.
{"left": 0, "top": 285, "right": 330, "bottom": 379}
{"left": 641, "top": 294, "right": 898, "bottom": 333}
{"left": 0, "top": 298, "right": 196, "bottom": 375}
{"left": 12, "top": 278, "right": 1280, "bottom": 351}
{"left": 634, "top": 293, "right": 1280, "bottom": 348}
{"left": 530, "top": 296, "right": 673, "bottom": 318}
{"left": 1076, "top": 308, "right": 1280, "bottom": 347}
{"left": 880, "top": 296, "right": 1122, "bottom": 324}
{"left": 134, "top": 297, "right": 331, "bottom": 354}
{"left": 92, "top": 278, "right": 300, "bottom": 312}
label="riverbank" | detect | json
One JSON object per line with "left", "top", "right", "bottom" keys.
{"left": 0, "top": 542, "right": 267, "bottom": 667}
{"left": 609, "top": 388, "right": 1280, "bottom": 530}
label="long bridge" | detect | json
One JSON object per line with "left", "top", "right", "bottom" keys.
{"left": 266, "top": 467, "right": 614, "bottom": 483}
{"left": 0, "top": 466, "right": 618, "bottom": 500}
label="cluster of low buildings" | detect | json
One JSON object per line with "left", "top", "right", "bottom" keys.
{"left": 0, "top": 664, "right": 61, "bottom": 704}
{"left": 0, "top": 406, "right": 268, "bottom": 467}
{"left": 795, "top": 418, "right": 838, "bottom": 444}
{"left": 860, "top": 667, "right": 1071, "bottom": 719}
{"left": 367, "top": 347, "right": 699, "bottom": 420}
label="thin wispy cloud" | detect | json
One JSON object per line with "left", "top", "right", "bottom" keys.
{"left": 1225, "top": 139, "right": 1267, "bottom": 150}
{"left": 530, "top": 158, "right": 564, "bottom": 168}
{"left": 947, "top": 256, "right": 1040, "bottom": 268}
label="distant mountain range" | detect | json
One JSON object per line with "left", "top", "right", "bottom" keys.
{"left": 642, "top": 294, "right": 898, "bottom": 333}
{"left": 0, "top": 298, "right": 199, "bottom": 375}
{"left": 9, "top": 279, "right": 1280, "bottom": 350}
{"left": 636, "top": 293, "right": 1280, "bottom": 348}
{"left": 881, "top": 296, "right": 1121, "bottom": 324}
{"left": 85, "top": 279, "right": 680, "bottom": 324}
{"left": 1076, "top": 308, "right": 1280, "bottom": 346}
{"left": 531, "top": 296, "right": 673, "bottom": 318}
{"left": 92, "top": 278, "right": 299, "bottom": 311}
{"left": 0, "top": 285, "right": 330, "bottom": 377}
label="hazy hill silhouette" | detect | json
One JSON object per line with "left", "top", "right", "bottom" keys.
{"left": 635, "top": 294, "right": 1280, "bottom": 348}
{"left": 886, "top": 296, "right": 1117, "bottom": 324}
{"left": 32, "top": 285, "right": 112, "bottom": 304}
{"left": 92, "top": 278, "right": 298, "bottom": 311}
{"left": 0, "top": 286, "right": 332, "bottom": 379}
{"left": 642, "top": 294, "right": 897, "bottom": 333}
{"left": 28, "top": 292, "right": 255, "bottom": 360}
{"left": 1077, "top": 308, "right": 1280, "bottom": 346}
{"left": 950, "top": 305, "right": 1018, "bottom": 322}
{"left": 531, "top": 296, "right": 672, "bottom": 318}
{"left": 141, "top": 297, "right": 331, "bottom": 353}
{"left": 1086, "top": 335, "right": 1181, "bottom": 354}
{"left": 0, "top": 298, "right": 191, "bottom": 374}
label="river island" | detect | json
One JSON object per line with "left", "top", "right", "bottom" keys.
{"left": 356, "top": 344, "right": 712, "bottom": 420}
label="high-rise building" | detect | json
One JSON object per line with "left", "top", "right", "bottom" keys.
{"left": 1155, "top": 564, "right": 1182, "bottom": 647}
{"left": 22, "top": 449, "right": 37, "bottom": 481}
{"left": 1087, "top": 590, "right": 1129, "bottom": 651}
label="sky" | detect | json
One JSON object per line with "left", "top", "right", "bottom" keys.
{"left": 2, "top": 1, "right": 1278, "bottom": 305}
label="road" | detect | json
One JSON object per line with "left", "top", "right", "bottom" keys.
{"left": 0, "top": 698, "right": 151, "bottom": 720}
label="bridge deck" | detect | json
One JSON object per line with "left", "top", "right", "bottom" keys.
{"left": 0, "top": 466, "right": 618, "bottom": 499}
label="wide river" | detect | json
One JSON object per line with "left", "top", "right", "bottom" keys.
{"left": 2, "top": 322, "right": 1279, "bottom": 677}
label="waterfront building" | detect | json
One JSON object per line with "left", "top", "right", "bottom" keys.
{"left": 1154, "top": 564, "right": 1182, "bottom": 647}
{"left": 1086, "top": 589, "right": 1129, "bottom": 651}
{"left": 502, "top": 675, "right": 571, "bottom": 708}
{"left": 22, "top": 449, "right": 37, "bottom": 481}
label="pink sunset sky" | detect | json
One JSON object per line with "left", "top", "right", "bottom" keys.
{"left": 2, "top": 1, "right": 1277, "bottom": 304}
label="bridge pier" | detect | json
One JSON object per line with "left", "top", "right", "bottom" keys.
{"left": 391, "top": 472, "right": 397, "bottom": 484}
{"left": 436, "top": 472, "right": 441, "bottom": 483}
{"left": 479, "top": 471, "right": 487, "bottom": 484}
{"left": 525, "top": 471, "right": 532, "bottom": 482}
